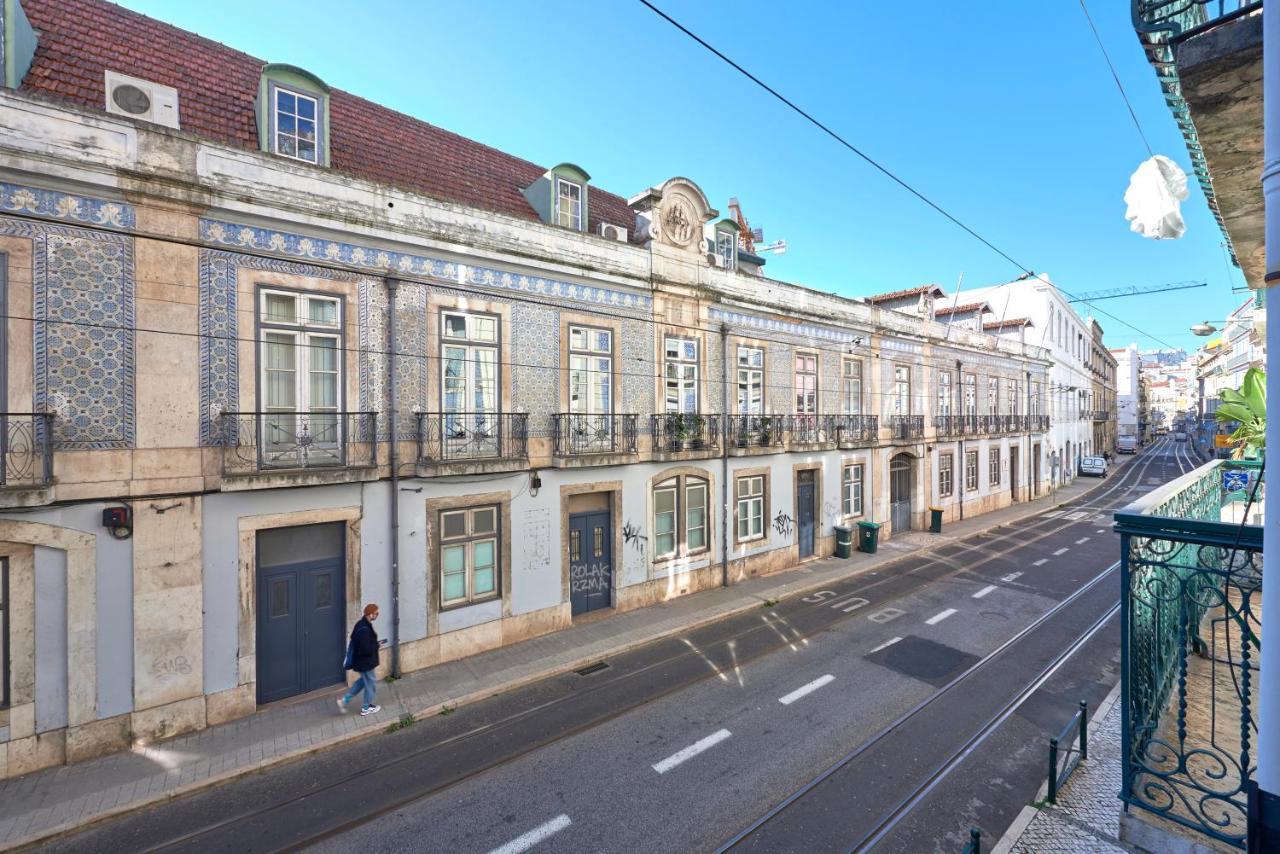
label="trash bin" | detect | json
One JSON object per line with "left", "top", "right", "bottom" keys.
{"left": 857, "top": 520, "right": 881, "bottom": 554}
{"left": 929, "top": 506, "right": 943, "bottom": 533}
{"left": 834, "top": 524, "right": 853, "bottom": 559}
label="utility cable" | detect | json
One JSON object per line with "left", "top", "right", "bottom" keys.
{"left": 1078, "top": 0, "right": 1155, "bottom": 158}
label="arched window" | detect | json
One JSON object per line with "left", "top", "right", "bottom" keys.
{"left": 653, "top": 473, "right": 709, "bottom": 559}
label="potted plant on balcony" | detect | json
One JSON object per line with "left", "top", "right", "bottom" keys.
{"left": 687, "top": 414, "right": 706, "bottom": 450}
{"left": 1214, "top": 366, "right": 1265, "bottom": 459}
{"left": 665, "top": 413, "right": 688, "bottom": 451}
{"left": 758, "top": 415, "right": 774, "bottom": 447}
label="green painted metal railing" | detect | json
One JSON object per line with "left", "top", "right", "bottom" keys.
{"left": 1115, "top": 458, "right": 1263, "bottom": 847}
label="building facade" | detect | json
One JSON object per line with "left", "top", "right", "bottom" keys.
{"left": 0, "top": 0, "right": 1053, "bottom": 778}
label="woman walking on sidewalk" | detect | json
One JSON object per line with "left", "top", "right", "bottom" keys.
{"left": 338, "top": 603, "right": 385, "bottom": 716}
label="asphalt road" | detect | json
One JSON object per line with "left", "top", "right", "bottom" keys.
{"left": 44, "top": 437, "right": 1195, "bottom": 854}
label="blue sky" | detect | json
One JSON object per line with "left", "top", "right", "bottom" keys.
{"left": 119, "top": 0, "right": 1249, "bottom": 353}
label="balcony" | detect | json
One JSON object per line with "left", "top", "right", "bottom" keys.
{"left": 889, "top": 414, "right": 924, "bottom": 440}
{"left": 650, "top": 413, "right": 721, "bottom": 456}
{"left": 831, "top": 414, "right": 878, "bottom": 447}
{"left": 1115, "top": 459, "right": 1264, "bottom": 848}
{"left": 552, "top": 413, "right": 638, "bottom": 458}
{"left": 1092, "top": 410, "right": 1110, "bottom": 423}
{"left": 216, "top": 412, "right": 378, "bottom": 478}
{"left": 787, "top": 413, "right": 828, "bottom": 446}
{"left": 726, "top": 414, "right": 784, "bottom": 452}
{"left": 417, "top": 412, "right": 527, "bottom": 472}
{"left": 1027, "top": 414, "right": 1051, "bottom": 432}
{"left": 0, "top": 413, "right": 54, "bottom": 490}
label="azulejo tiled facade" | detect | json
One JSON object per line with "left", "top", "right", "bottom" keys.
{"left": 1, "top": 182, "right": 135, "bottom": 231}
{"left": 22, "top": 223, "right": 136, "bottom": 449}
{"left": 358, "top": 277, "right": 428, "bottom": 439}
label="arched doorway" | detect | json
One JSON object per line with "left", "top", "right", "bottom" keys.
{"left": 890, "top": 453, "right": 913, "bottom": 533}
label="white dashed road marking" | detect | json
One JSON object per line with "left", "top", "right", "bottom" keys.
{"left": 653, "top": 729, "right": 732, "bottom": 774}
{"left": 972, "top": 585, "right": 997, "bottom": 599}
{"left": 1032, "top": 558, "right": 1048, "bottom": 567}
{"left": 1053, "top": 548, "right": 1070, "bottom": 556}
{"left": 1075, "top": 537, "right": 1091, "bottom": 545}
{"left": 488, "top": 815, "right": 573, "bottom": 854}
{"left": 925, "top": 608, "right": 957, "bottom": 625}
{"left": 1001, "top": 572, "right": 1023, "bottom": 583}
{"left": 1096, "top": 529, "right": 1105, "bottom": 534}
{"left": 869, "top": 636, "right": 902, "bottom": 653}
{"left": 779, "top": 674, "right": 835, "bottom": 705}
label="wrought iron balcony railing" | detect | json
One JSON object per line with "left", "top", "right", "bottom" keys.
{"left": 650, "top": 413, "right": 720, "bottom": 452}
{"left": 1134, "top": 0, "right": 1261, "bottom": 44}
{"left": 727, "top": 414, "right": 784, "bottom": 449}
{"left": 417, "top": 412, "right": 528, "bottom": 464}
{"left": 1115, "top": 459, "right": 1264, "bottom": 848}
{"left": 788, "top": 413, "right": 827, "bottom": 445}
{"left": 216, "top": 411, "right": 377, "bottom": 475}
{"left": 832, "top": 414, "right": 878, "bottom": 446}
{"left": 553, "top": 413, "right": 638, "bottom": 456}
{"left": 1028, "top": 414, "right": 1051, "bottom": 432}
{"left": 889, "top": 414, "right": 924, "bottom": 440}
{"left": 1, "top": 413, "right": 54, "bottom": 489}
{"left": 1092, "top": 410, "right": 1111, "bottom": 423}
{"left": 933, "top": 414, "right": 982, "bottom": 436}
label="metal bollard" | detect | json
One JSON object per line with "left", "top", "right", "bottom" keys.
{"left": 969, "top": 827, "right": 981, "bottom": 853}
{"left": 1079, "top": 700, "right": 1089, "bottom": 762}
{"left": 1048, "top": 737, "right": 1059, "bottom": 804}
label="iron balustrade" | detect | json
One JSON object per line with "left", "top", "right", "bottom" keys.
{"left": 553, "top": 413, "right": 638, "bottom": 456}
{"left": 889, "top": 414, "right": 924, "bottom": 439}
{"left": 417, "top": 412, "right": 528, "bottom": 463}
{"left": 1093, "top": 410, "right": 1111, "bottom": 423}
{"left": 727, "top": 414, "right": 784, "bottom": 449}
{"left": 0, "top": 414, "right": 54, "bottom": 489}
{"left": 934, "top": 414, "right": 981, "bottom": 436}
{"left": 650, "top": 413, "right": 720, "bottom": 452}
{"left": 832, "top": 414, "right": 878, "bottom": 446}
{"left": 1134, "top": 0, "right": 1261, "bottom": 44}
{"left": 1028, "top": 414, "right": 1051, "bottom": 432}
{"left": 788, "top": 413, "right": 827, "bottom": 445}
{"left": 1115, "top": 459, "right": 1264, "bottom": 848}
{"left": 216, "top": 411, "right": 377, "bottom": 474}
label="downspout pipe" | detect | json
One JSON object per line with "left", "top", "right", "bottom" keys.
{"left": 720, "top": 322, "right": 730, "bottom": 588}
{"left": 386, "top": 276, "right": 401, "bottom": 678}
{"left": 1253, "top": 1, "right": 1280, "bottom": 845}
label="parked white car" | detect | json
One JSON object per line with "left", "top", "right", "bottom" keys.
{"left": 1079, "top": 455, "right": 1108, "bottom": 477}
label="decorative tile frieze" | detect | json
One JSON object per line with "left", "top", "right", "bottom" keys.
{"left": 199, "top": 218, "right": 651, "bottom": 315}
{"left": 1, "top": 182, "right": 135, "bottom": 230}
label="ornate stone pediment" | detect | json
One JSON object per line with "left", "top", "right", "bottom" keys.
{"left": 629, "top": 177, "right": 718, "bottom": 253}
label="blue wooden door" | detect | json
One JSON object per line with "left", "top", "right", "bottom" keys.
{"left": 256, "top": 557, "right": 345, "bottom": 704}
{"left": 569, "top": 511, "right": 612, "bottom": 615}
{"left": 797, "top": 471, "right": 816, "bottom": 558}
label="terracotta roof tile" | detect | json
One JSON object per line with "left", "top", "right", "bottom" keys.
{"left": 865, "top": 284, "right": 944, "bottom": 304}
{"left": 983, "top": 318, "right": 1033, "bottom": 330}
{"left": 934, "top": 301, "right": 991, "bottom": 316}
{"left": 18, "top": 0, "right": 634, "bottom": 232}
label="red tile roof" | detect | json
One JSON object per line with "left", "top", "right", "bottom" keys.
{"left": 935, "top": 301, "right": 991, "bottom": 316}
{"left": 865, "top": 284, "right": 945, "bottom": 304}
{"left": 983, "top": 318, "right": 1033, "bottom": 330}
{"left": 18, "top": 0, "right": 635, "bottom": 233}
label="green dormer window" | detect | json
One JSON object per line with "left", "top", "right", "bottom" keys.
{"left": 523, "top": 163, "right": 590, "bottom": 231}
{"left": 556, "top": 178, "right": 582, "bottom": 230}
{"left": 257, "top": 64, "right": 331, "bottom": 167}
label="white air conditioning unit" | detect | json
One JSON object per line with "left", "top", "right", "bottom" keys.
{"left": 707, "top": 253, "right": 725, "bottom": 268}
{"left": 104, "top": 71, "right": 180, "bottom": 129}
{"left": 598, "top": 223, "right": 627, "bottom": 243}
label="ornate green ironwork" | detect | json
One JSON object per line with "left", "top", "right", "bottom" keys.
{"left": 1116, "top": 459, "right": 1263, "bottom": 847}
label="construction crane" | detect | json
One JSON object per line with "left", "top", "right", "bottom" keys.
{"left": 1065, "top": 281, "right": 1206, "bottom": 303}
{"left": 727, "top": 197, "right": 761, "bottom": 254}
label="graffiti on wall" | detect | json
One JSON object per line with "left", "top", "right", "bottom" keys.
{"left": 522, "top": 508, "right": 550, "bottom": 573}
{"left": 773, "top": 511, "right": 794, "bottom": 538}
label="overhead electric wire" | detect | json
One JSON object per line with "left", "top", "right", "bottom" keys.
{"left": 634, "top": 0, "right": 1182, "bottom": 352}
{"left": 1077, "top": 0, "right": 1155, "bottom": 158}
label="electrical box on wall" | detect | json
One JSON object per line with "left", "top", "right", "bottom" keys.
{"left": 102, "top": 506, "right": 132, "bottom": 539}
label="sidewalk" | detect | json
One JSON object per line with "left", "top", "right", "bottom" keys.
{"left": 0, "top": 472, "right": 1117, "bottom": 850}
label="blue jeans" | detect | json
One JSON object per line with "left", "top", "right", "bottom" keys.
{"left": 343, "top": 670, "right": 377, "bottom": 708}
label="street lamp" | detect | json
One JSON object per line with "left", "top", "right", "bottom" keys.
{"left": 1190, "top": 320, "right": 1218, "bottom": 337}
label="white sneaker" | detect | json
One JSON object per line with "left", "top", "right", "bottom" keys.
{"left": 360, "top": 704, "right": 381, "bottom": 717}
{"left": 336, "top": 697, "right": 348, "bottom": 714}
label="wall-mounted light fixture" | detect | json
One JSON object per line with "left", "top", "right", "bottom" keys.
{"left": 529, "top": 471, "right": 542, "bottom": 498}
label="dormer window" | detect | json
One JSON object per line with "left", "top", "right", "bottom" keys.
{"left": 556, "top": 178, "right": 583, "bottom": 231}
{"left": 257, "top": 64, "right": 331, "bottom": 167}
{"left": 716, "top": 230, "right": 737, "bottom": 270}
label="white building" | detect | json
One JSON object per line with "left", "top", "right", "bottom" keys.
{"left": 1112, "top": 344, "right": 1143, "bottom": 441}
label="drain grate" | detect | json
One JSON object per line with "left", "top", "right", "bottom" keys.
{"left": 574, "top": 661, "right": 610, "bottom": 676}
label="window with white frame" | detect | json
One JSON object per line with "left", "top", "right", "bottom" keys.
{"left": 259, "top": 288, "right": 342, "bottom": 461}
{"left": 441, "top": 311, "right": 499, "bottom": 444}
{"left": 439, "top": 505, "right": 499, "bottom": 608}
{"left": 1030, "top": 381, "right": 1041, "bottom": 417}
{"left": 937, "top": 371, "right": 953, "bottom": 417}
{"left": 555, "top": 178, "right": 583, "bottom": 230}
{"left": 893, "top": 365, "right": 911, "bottom": 414}
{"left": 842, "top": 358, "right": 863, "bottom": 415}
{"left": 795, "top": 353, "right": 818, "bottom": 414}
{"left": 842, "top": 463, "right": 864, "bottom": 516}
{"left": 939, "top": 453, "right": 954, "bottom": 497}
{"left": 664, "top": 337, "right": 699, "bottom": 413}
{"left": 737, "top": 346, "right": 764, "bottom": 414}
{"left": 568, "top": 326, "right": 612, "bottom": 415}
{"left": 987, "top": 376, "right": 998, "bottom": 414}
{"left": 965, "top": 449, "right": 979, "bottom": 491}
{"left": 1008, "top": 379, "right": 1020, "bottom": 415}
{"left": 716, "top": 230, "right": 737, "bottom": 270}
{"left": 989, "top": 447, "right": 1001, "bottom": 485}
{"left": 736, "top": 474, "right": 765, "bottom": 542}
{"left": 273, "top": 87, "right": 320, "bottom": 164}
{"left": 654, "top": 474, "right": 709, "bottom": 558}
{"left": 963, "top": 374, "right": 977, "bottom": 417}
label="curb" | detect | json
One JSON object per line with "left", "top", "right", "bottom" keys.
{"left": 5, "top": 469, "right": 1128, "bottom": 851}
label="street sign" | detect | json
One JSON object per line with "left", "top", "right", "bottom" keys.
{"left": 1222, "top": 470, "right": 1250, "bottom": 493}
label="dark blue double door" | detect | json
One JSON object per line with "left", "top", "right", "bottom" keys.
{"left": 797, "top": 470, "right": 816, "bottom": 559}
{"left": 256, "top": 528, "right": 346, "bottom": 704}
{"left": 569, "top": 511, "right": 613, "bottom": 616}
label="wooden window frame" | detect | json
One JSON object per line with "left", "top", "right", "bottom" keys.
{"left": 438, "top": 504, "right": 501, "bottom": 610}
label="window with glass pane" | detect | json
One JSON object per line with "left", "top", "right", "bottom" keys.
{"left": 842, "top": 463, "right": 864, "bottom": 516}
{"left": 654, "top": 485, "right": 677, "bottom": 557}
{"left": 275, "top": 88, "right": 319, "bottom": 164}
{"left": 653, "top": 474, "right": 711, "bottom": 558}
{"left": 1008, "top": 380, "right": 1020, "bottom": 415}
{"left": 737, "top": 346, "right": 764, "bottom": 414}
{"left": 568, "top": 326, "right": 612, "bottom": 416}
{"left": 987, "top": 377, "right": 998, "bottom": 414}
{"left": 556, "top": 179, "right": 582, "bottom": 230}
{"left": 736, "top": 475, "right": 764, "bottom": 541}
{"left": 441, "top": 312, "right": 499, "bottom": 450}
{"left": 842, "top": 359, "right": 862, "bottom": 415}
{"left": 989, "top": 447, "right": 1001, "bottom": 485}
{"left": 894, "top": 366, "right": 911, "bottom": 414}
{"left": 939, "top": 453, "right": 954, "bottom": 497}
{"left": 439, "top": 506, "right": 500, "bottom": 607}
{"left": 963, "top": 374, "right": 977, "bottom": 416}
{"left": 966, "top": 450, "right": 978, "bottom": 491}
{"left": 716, "top": 231, "right": 736, "bottom": 270}
{"left": 1030, "top": 382, "right": 1041, "bottom": 416}
{"left": 685, "top": 480, "right": 707, "bottom": 552}
{"left": 937, "top": 372, "right": 952, "bottom": 416}
{"left": 258, "top": 289, "right": 343, "bottom": 464}
{"left": 664, "top": 337, "right": 699, "bottom": 413}
{"left": 795, "top": 354, "right": 817, "bottom": 414}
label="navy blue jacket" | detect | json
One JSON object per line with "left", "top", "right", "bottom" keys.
{"left": 347, "top": 617, "right": 380, "bottom": 673}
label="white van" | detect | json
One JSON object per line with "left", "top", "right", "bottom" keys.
{"left": 1079, "top": 455, "right": 1108, "bottom": 477}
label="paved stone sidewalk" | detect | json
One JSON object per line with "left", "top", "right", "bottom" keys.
{"left": 0, "top": 473, "right": 1112, "bottom": 850}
